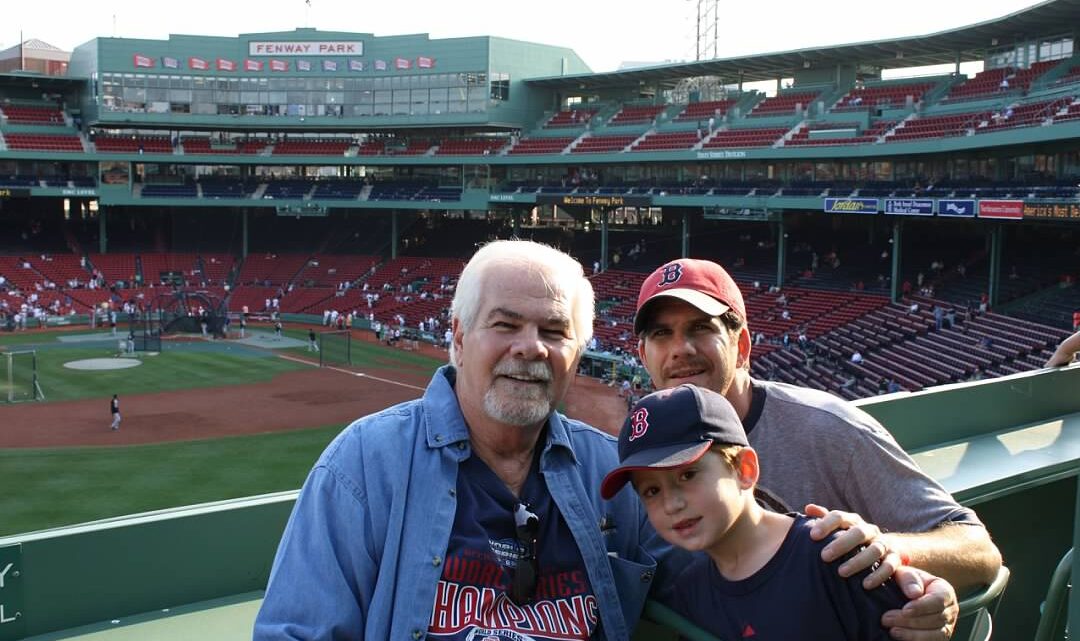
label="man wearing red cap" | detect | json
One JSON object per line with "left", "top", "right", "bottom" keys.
{"left": 632, "top": 258, "right": 1002, "bottom": 596}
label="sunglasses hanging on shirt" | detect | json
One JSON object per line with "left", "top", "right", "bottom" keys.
{"left": 509, "top": 502, "right": 540, "bottom": 605}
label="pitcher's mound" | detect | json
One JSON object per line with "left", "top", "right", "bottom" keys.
{"left": 64, "top": 358, "right": 144, "bottom": 371}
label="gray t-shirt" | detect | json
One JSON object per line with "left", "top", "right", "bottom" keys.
{"left": 748, "top": 380, "right": 978, "bottom": 533}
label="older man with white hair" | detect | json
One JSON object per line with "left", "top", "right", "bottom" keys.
{"left": 256, "top": 240, "right": 674, "bottom": 641}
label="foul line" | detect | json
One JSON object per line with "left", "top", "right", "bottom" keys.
{"left": 277, "top": 353, "right": 425, "bottom": 391}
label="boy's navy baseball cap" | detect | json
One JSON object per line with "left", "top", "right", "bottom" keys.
{"left": 600, "top": 384, "right": 748, "bottom": 499}
{"left": 634, "top": 259, "right": 746, "bottom": 335}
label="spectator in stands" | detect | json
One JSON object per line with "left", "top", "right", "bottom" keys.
{"left": 633, "top": 258, "right": 1002, "bottom": 597}
{"left": 850, "top": 350, "right": 864, "bottom": 364}
{"left": 1045, "top": 330, "right": 1080, "bottom": 367}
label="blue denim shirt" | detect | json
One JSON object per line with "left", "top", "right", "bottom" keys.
{"left": 254, "top": 366, "right": 682, "bottom": 641}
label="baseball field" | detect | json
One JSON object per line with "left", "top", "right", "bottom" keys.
{"left": 0, "top": 325, "right": 626, "bottom": 537}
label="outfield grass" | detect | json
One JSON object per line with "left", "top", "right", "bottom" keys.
{"left": 0, "top": 425, "right": 345, "bottom": 536}
{"left": 1, "top": 327, "right": 447, "bottom": 536}
{"left": 28, "top": 347, "right": 309, "bottom": 402}
{"left": 0, "top": 328, "right": 433, "bottom": 402}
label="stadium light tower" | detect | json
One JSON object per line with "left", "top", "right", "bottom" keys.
{"left": 692, "top": 0, "right": 720, "bottom": 61}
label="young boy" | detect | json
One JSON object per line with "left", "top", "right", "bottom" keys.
{"left": 601, "top": 384, "right": 908, "bottom": 640}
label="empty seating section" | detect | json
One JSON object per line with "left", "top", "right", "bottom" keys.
{"left": 886, "top": 111, "right": 990, "bottom": 142}
{"left": 435, "top": 138, "right": 506, "bottom": 155}
{"left": 262, "top": 180, "right": 312, "bottom": 199}
{"left": 329, "top": 256, "right": 463, "bottom": 326}
{"left": 300, "top": 255, "right": 379, "bottom": 287}
{"left": 0, "top": 175, "right": 39, "bottom": 187}
{"left": 181, "top": 137, "right": 267, "bottom": 154}
{"left": 198, "top": 254, "right": 235, "bottom": 283}
{"left": 237, "top": 253, "right": 309, "bottom": 285}
{"left": 0, "top": 256, "right": 40, "bottom": 291}
{"left": 397, "top": 139, "right": 433, "bottom": 155}
{"left": 571, "top": 135, "right": 636, "bottom": 153}
{"left": 140, "top": 253, "right": 199, "bottom": 284}
{"left": 89, "top": 253, "right": 138, "bottom": 285}
{"left": 631, "top": 131, "right": 700, "bottom": 151}
{"left": 674, "top": 100, "right": 737, "bottom": 121}
{"left": 1054, "top": 101, "right": 1080, "bottom": 123}
{"left": 702, "top": 128, "right": 786, "bottom": 149}
{"left": 367, "top": 182, "right": 461, "bottom": 201}
{"left": 607, "top": 105, "right": 665, "bottom": 126}
{"left": 944, "top": 67, "right": 1013, "bottom": 101}
{"left": 271, "top": 139, "right": 352, "bottom": 155}
{"left": 1, "top": 105, "right": 64, "bottom": 125}
{"left": 95, "top": 135, "right": 173, "bottom": 153}
{"left": 141, "top": 183, "right": 197, "bottom": 198}
{"left": 749, "top": 91, "right": 819, "bottom": 116}
{"left": 545, "top": 109, "right": 597, "bottom": 128}
{"left": 237, "top": 140, "right": 269, "bottom": 154}
{"left": 748, "top": 298, "right": 1069, "bottom": 398}
{"left": 311, "top": 181, "right": 364, "bottom": 199}
{"left": 4, "top": 133, "right": 83, "bottom": 152}
{"left": 20, "top": 255, "right": 89, "bottom": 288}
{"left": 833, "top": 82, "right": 934, "bottom": 111}
{"left": 183, "top": 137, "right": 232, "bottom": 154}
{"left": 507, "top": 137, "right": 573, "bottom": 155}
{"left": 355, "top": 139, "right": 386, "bottom": 155}
{"left": 1009, "top": 60, "right": 1059, "bottom": 92}
{"left": 978, "top": 97, "right": 1073, "bottom": 133}
{"left": 199, "top": 178, "right": 254, "bottom": 199}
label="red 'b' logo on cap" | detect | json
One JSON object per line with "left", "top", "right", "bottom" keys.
{"left": 658, "top": 263, "right": 682, "bottom": 287}
{"left": 628, "top": 407, "right": 649, "bottom": 441}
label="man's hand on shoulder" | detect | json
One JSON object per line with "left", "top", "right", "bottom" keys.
{"left": 806, "top": 503, "right": 904, "bottom": 589}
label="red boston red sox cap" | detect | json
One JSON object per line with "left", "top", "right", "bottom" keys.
{"left": 600, "top": 384, "right": 749, "bottom": 500}
{"left": 634, "top": 259, "right": 746, "bottom": 335}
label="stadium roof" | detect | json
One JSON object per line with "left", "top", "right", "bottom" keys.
{"left": 526, "top": 0, "right": 1080, "bottom": 89}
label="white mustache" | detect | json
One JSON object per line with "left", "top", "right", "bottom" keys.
{"left": 493, "top": 360, "right": 552, "bottom": 382}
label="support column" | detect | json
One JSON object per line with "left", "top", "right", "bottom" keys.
{"left": 600, "top": 209, "right": 609, "bottom": 271}
{"left": 775, "top": 215, "right": 786, "bottom": 289}
{"left": 98, "top": 208, "right": 107, "bottom": 254}
{"left": 241, "top": 209, "right": 249, "bottom": 259}
{"left": 890, "top": 220, "right": 903, "bottom": 303}
{"left": 391, "top": 211, "right": 399, "bottom": 260}
{"left": 988, "top": 224, "right": 1003, "bottom": 308}
{"left": 511, "top": 209, "right": 521, "bottom": 238}
{"left": 1070, "top": 478, "right": 1080, "bottom": 636}
{"left": 681, "top": 210, "right": 690, "bottom": 257}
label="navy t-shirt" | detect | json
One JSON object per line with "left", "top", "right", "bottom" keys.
{"left": 673, "top": 515, "right": 907, "bottom": 641}
{"left": 429, "top": 447, "right": 599, "bottom": 641}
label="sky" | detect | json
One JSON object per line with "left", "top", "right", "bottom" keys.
{"left": 2, "top": 0, "right": 1049, "bottom": 74}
